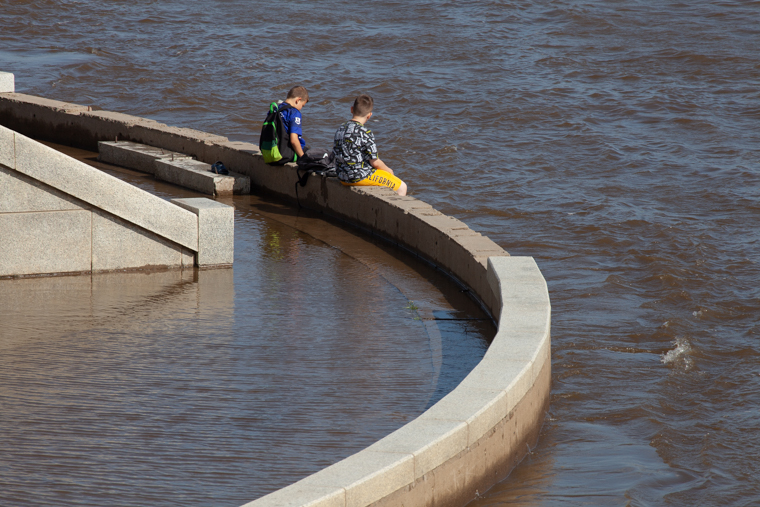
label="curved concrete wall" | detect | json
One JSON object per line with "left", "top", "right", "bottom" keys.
{"left": 0, "top": 87, "right": 551, "bottom": 506}
{"left": 244, "top": 256, "right": 550, "bottom": 507}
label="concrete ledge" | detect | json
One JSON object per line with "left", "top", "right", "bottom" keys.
{"left": 0, "top": 91, "right": 228, "bottom": 157}
{"left": 0, "top": 72, "right": 14, "bottom": 93}
{"left": 172, "top": 198, "right": 234, "bottom": 266}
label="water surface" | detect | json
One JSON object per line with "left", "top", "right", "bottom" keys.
{"left": 1, "top": 1, "right": 759, "bottom": 504}
{"left": 0, "top": 144, "right": 492, "bottom": 506}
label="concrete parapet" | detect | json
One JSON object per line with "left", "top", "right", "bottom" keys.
{"left": 0, "top": 91, "right": 227, "bottom": 157}
{"left": 0, "top": 72, "right": 14, "bottom": 93}
{"left": 0, "top": 124, "right": 233, "bottom": 276}
{"left": 172, "top": 198, "right": 234, "bottom": 266}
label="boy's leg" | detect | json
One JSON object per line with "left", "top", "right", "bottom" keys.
{"left": 341, "top": 169, "right": 407, "bottom": 195}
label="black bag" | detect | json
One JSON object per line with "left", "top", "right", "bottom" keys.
{"left": 259, "top": 102, "right": 296, "bottom": 165}
{"left": 296, "top": 148, "right": 336, "bottom": 187}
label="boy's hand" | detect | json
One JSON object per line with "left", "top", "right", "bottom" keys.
{"left": 370, "top": 157, "right": 393, "bottom": 174}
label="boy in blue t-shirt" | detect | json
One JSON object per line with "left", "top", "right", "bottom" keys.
{"left": 277, "top": 86, "right": 309, "bottom": 158}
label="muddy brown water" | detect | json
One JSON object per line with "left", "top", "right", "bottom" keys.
{"left": 2, "top": 1, "right": 760, "bottom": 505}
{"left": 0, "top": 144, "right": 493, "bottom": 506}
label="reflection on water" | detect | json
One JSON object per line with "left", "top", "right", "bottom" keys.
{"left": 0, "top": 49, "right": 96, "bottom": 67}
{"left": 0, "top": 146, "right": 492, "bottom": 507}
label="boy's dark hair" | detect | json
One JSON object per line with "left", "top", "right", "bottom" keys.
{"left": 353, "top": 94, "right": 374, "bottom": 117}
{"left": 287, "top": 86, "right": 309, "bottom": 101}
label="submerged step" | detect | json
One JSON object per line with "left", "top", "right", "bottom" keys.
{"left": 154, "top": 158, "right": 249, "bottom": 196}
{"left": 98, "top": 141, "right": 191, "bottom": 175}
{"left": 98, "top": 140, "right": 250, "bottom": 196}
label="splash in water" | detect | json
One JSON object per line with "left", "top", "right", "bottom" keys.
{"left": 661, "top": 336, "right": 694, "bottom": 371}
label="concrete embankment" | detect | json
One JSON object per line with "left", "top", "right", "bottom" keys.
{"left": 0, "top": 79, "right": 551, "bottom": 507}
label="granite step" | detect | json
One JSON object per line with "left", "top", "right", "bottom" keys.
{"left": 98, "top": 140, "right": 250, "bottom": 196}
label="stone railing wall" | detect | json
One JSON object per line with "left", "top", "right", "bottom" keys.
{"left": 0, "top": 81, "right": 550, "bottom": 507}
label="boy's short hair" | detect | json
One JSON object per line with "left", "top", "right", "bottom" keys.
{"left": 287, "top": 86, "right": 309, "bottom": 101}
{"left": 353, "top": 94, "right": 374, "bottom": 117}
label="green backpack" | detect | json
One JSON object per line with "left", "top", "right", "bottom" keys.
{"left": 259, "top": 102, "right": 297, "bottom": 165}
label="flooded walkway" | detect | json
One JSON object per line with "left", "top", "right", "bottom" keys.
{"left": 0, "top": 144, "right": 494, "bottom": 507}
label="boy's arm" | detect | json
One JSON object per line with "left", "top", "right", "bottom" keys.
{"left": 370, "top": 157, "right": 394, "bottom": 175}
{"left": 289, "top": 133, "right": 305, "bottom": 158}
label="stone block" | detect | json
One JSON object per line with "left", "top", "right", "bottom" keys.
{"left": 91, "top": 210, "right": 184, "bottom": 271}
{"left": 487, "top": 256, "right": 548, "bottom": 302}
{"left": 247, "top": 160, "right": 301, "bottom": 199}
{"left": 98, "top": 140, "right": 191, "bottom": 174}
{"left": 82, "top": 109, "right": 143, "bottom": 126}
{"left": 458, "top": 359, "right": 533, "bottom": 413}
{"left": 12, "top": 131, "right": 198, "bottom": 250}
{"left": 420, "top": 386, "right": 509, "bottom": 447}
{"left": 0, "top": 72, "right": 15, "bottom": 93}
{"left": 370, "top": 194, "right": 437, "bottom": 244}
{"left": 181, "top": 248, "right": 195, "bottom": 268}
{"left": 0, "top": 92, "right": 90, "bottom": 115}
{"left": 204, "top": 140, "right": 261, "bottom": 178}
{"left": 101, "top": 116, "right": 229, "bottom": 161}
{"left": 171, "top": 197, "right": 234, "bottom": 266}
{"left": 155, "top": 158, "right": 249, "bottom": 196}
{"left": 0, "top": 210, "right": 91, "bottom": 276}
{"left": 366, "top": 417, "right": 468, "bottom": 480}
{"left": 304, "top": 179, "right": 370, "bottom": 225}
{"left": 485, "top": 314, "right": 550, "bottom": 362}
{"left": 240, "top": 482, "right": 344, "bottom": 507}
{"left": 436, "top": 231, "right": 504, "bottom": 281}
{"left": 343, "top": 188, "right": 380, "bottom": 229}
{"left": 486, "top": 256, "right": 551, "bottom": 347}
{"left": 0, "top": 166, "right": 84, "bottom": 213}
{"left": 306, "top": 449, "right": 414, "bottom": 507}
{"left": 230, "top": 172, "right": 250, "bottom": 195}
{"left": 0, "top": 94, "right": 95, "bottom": 150}
{"left": 0, "top": 124, "right": 14, "bottom": 168}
